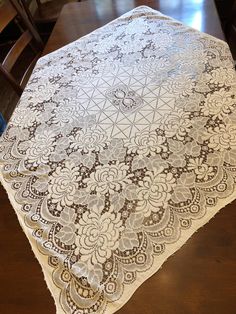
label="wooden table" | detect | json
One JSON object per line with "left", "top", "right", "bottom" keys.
{"left": 43, "top": 0, "right": 225, "bottom": 56}
{"left": 1, "top": 1, "right": 236, "bottom": 314}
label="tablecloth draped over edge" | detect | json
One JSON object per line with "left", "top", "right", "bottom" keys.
{"left": 0, "top": 5, "right": 236, "bottom": 314}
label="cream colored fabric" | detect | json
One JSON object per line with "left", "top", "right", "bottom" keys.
{"left": 1, "top": 6, "right": 236, "bottom": 314}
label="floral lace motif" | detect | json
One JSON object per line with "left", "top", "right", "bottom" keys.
{"left": 0, "top": 6, "right": 236, "bottom": 314}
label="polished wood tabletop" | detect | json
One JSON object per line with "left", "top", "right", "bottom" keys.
{"left": 43, "top": 0, "right": 225, "bottom": 56}
{"left": 1, "top": 1, "right": 236, "bottom": 314}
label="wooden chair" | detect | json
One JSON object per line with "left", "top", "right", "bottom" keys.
{"left": 0, "top": 0, "right": 43, "bottom": 96}
{"left": 225, "top": 0, "right": 236, "bottom": 39}
{"left": 224, "top": 0, "right": 236, "bottom": 61}
{"left": 18, "top": 0, "right": 81, "bottom": 25}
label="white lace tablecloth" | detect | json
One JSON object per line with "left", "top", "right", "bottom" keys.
{"left": 1, "top": 6, "right": 236, "bottom": 314}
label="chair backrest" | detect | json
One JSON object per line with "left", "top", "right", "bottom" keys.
{"left": 19, "top": 0, "right": 67, "bottom": 24}
{"left": 225, "top": 0, "right": 236, "bottom": 39}
{"left": 0, "top": 0, "right": 43, "bottom": 96}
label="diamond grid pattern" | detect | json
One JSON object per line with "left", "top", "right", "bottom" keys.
{"left": 77, "top": 65, "right": 176, "bottom": 139}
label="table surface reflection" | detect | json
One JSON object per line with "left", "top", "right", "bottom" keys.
{"left": 43, "top": 0, "right": 225, "bottom": 56}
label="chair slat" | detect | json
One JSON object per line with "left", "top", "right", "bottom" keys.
{"left": 0, "top": 1, "right": 43, "bottom": 97}
{"left": 20, "top": 52, "right": 40, "bottom": 88}
{"left": 0, "top": 64, "right": 23, "bottom": 96}
{"left": 2, "top": 30, "right": 32, "bottom": 72}
{"left": 0, "top": 1, "right": 17, "bottom": 33}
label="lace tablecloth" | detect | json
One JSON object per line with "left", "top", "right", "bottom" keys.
{"left": 1, "top": 6, "right": 236, "bottom": 314}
